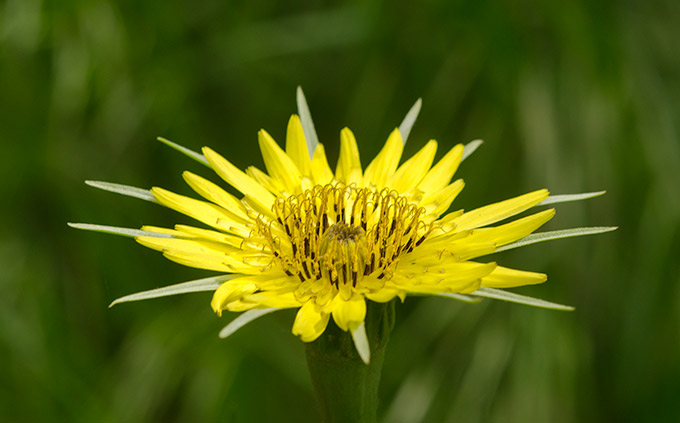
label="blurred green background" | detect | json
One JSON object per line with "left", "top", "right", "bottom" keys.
{"left": 1, "top": 0, "right": 678, "bottom": 421}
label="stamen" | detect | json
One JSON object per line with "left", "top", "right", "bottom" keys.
{"left": 252, "top": 183, "right": 432, "bottom": 291}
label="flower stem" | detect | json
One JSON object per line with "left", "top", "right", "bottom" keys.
{"left": 305, "top": 301, "right": 395, "bottom": 423}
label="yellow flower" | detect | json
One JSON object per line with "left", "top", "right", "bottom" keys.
{"left": 71, "top": 90, "right": 614, "bottom": 363}
{"left": 134, "top": 114, "right": 555, "bottom": 344}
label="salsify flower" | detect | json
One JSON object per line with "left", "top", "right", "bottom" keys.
{"left": 71, "top": 88, "right": 615, "bottom": 363}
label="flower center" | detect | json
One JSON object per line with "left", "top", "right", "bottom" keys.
{"left": 319, "top": 223, "right": 367, "bottom": 288}
{"left": 253, "top": 184, "right": 433, "bottom": 288}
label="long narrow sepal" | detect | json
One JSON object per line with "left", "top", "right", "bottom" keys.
{"left": 109, "top": 275, "right": 237, "bottom": 307}
{"left": 157, "top": 137, "right": 211, "bottom": 167}
{"left": 67, "top": 223, "right": 173, "bottom": 238}
{"left": 495, "top": 226, "right": 618, "bottom": 253}
{"left": 296, "top": 86, "right": 320, "bottom": 158}
{"left": 435, "top": 292, "right": 484, "bottom": 303}
{"left": 219, "top": 308, "right": 279, "bottom": 339}
{"left": 350, "top": 322, "right": 371, "bottom": 365}
{"left": 539, "top": 191, "right": 607, "bottom": 205}
{"left": 470, "top": 287, "right": 574, "bottom": 311}
{"left": 85, "top": 181, "right": 157, "bottom": 203}
{"left": 398, "top": 98, "right": 422, "bottom": 144}
{"left": 461, "top": 139, "right": 483, "bottom": 161}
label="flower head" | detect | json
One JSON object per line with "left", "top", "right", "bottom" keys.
{"left": 71, "top": 90, "right": 615, "bottom": 362}
{"left": 135, "top": 115, "right": 555, "bottom": 343}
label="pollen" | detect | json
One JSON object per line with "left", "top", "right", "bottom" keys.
{"left": 252, "top": 183, "right": 433, "bottom": 296}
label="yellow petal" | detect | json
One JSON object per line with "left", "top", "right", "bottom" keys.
{"left": 243, "top": 291, "right": 301, "bottom": 309}
{"left": 330, "top": 294, "right": 366, "bottom": 331}
{"left": 403, "top": 241, "right": 496, "bottom": 263}
{"left": 285, "top": 115, "right": 313, "bottom": 177}
{"left": 246, "top": 166, "right": 285, "bottom": 196}
{"left": 363, "top": 128, "right": 404, "bottom": 189}
{"left": 365, "top": 288, "right": 402, "bottom": 303}
{"left": 461, "top": 209, "right": 556, "bottom": 246}
{"left": 310, "top": 143, "right": 334, "bottom": 185}
{"left": 394, "top": 261, "right": 497, "bottom": 291}
{"left": 481, "top": 266, "right": 547, "bottom": 288}
{"left": 420, "top": 179, "right": 465, "bottom": 217}
{"left": 135, "top": 236, "right": 256, "bottom": 273}
{"left": 174, "top": 224, "right": 243, "bottom": 248}
{"left": 211, "top": 280, "right": 258, "bottom": 316}
{"left": 182, "top": 171, "right": 249, "bottom": 222}
{"left": 151, "top": 187, "right": 242, "bottom": 234}
{"left": 418, "top": 143, "right": 464, "bottom": 195}
{"left": 161, "top": 251, "right": 234, "bottom": 272}
{"left": 258, "top": 129, "right": 303, "bottom": 193}
{"left": 335, "top": 128, "right": 363, "bottom": 186}
{"left": 451, "top": 189, "right": 550, "bottom": 231}
{"left": 135, "top": 236, "right": 235, "bottom": 254}
{"left": 224, "top": 300, "right": 259, "bottom": 312}
{"left": 292, "top": 301, "right": 330, "bottom": 342}
{"left": 388, "top": 140, "right": 437, "bottom": 193}
{"left": 203, "top": 147, "right": 276, "bottom": 209}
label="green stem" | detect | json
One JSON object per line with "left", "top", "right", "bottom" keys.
{"left": 305, "top": 301, "right": 395, "bottom": 423}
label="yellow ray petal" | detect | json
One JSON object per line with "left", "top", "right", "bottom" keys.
{"left": 151, "top": 187, "right": 243, "bottom": 234}
{"left": 246, "top": 166, "right": 285, "bottom": 196}
{"left": 365, "top": 288, "right": 403, "bottom": 303}
{"left": 310, "top": 143, "right": 334, "bottom": 185}
{"left": 211, "top": 279, "right": 259, "bottom": 316}
{"left": 388, "top": 140, "right": 438, "bottom": 193}
{"left": 182, "top": 171, "right": 250, "bottom": 222}
{"left": 285, "top": 115, "right": 313, "bottom": 177}
{"left": 258, "top": 129, "right": 303, "bottom": 193}
{"left": 402, "top": 241, "right": 497, "bottom": 264}
{"left": 420, "top": 179, "right": 465, "bottom": 217}
{"left": 292, "top": 301, "right": 330, "bottom": 342}
{"left": 335, "top": 128, "right": 363, "bottom": 186}
{"left": 451, "top": 189, "right": 550, "bottom": 231}
{"left": 174, "top": 224, "right": 243, "bottom": 248}
{"left": 400, "top": 261, "right": 496, "bottom": 280}
{"left": 202, "top": 147, "right": 276, "bottom": 209}
{"left": 161, "top": 251, "right": 234, "bottom": 273}
{"left": 243, "top": 291, "right": 301, "bottom": 309}
{"left": 329, "top": 294, "right": 366, "bottom": 331}
{"left": 418, "top": 143, "right": 464, "bottom": 195}
{"left": 363, "top": 128, "right": 404, "bottom": 189}
{"left": 461, "top": 209, "right": 556, "bottom": 246}
{"left": 224, "top": 300, "right": 259, "bottom": 312}
{"left": 481, "top": 266, "right": 547, "bottom": 288}
{"left": 393, "top": 262, "right": 497, "bottom": 291}
{"left": 135, "top": 236, "right": 236, "bottom": 255}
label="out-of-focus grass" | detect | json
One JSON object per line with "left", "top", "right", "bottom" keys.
{"left": 1, "top": 0, "right": 678, "bottom": 421}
